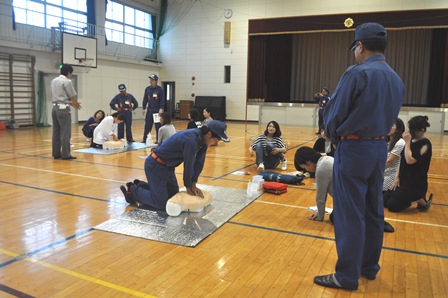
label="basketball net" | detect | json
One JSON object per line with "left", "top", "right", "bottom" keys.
{"left": 78, "top": 58, "right": 94, "bottom": 73}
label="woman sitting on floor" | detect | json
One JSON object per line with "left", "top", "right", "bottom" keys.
{"left": 383, "top": 115, "right": 433, "bottom": 212}
{"left": 249, "top": 120, "right": 288, "bottom": 171}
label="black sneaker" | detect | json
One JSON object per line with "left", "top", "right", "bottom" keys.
{"left": 126, "top": 182, "right": 133, "bottom": 190}
{"left": 120, "top": 185, "right": 136, "bottom": 206}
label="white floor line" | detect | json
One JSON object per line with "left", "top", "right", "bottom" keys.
{"left": 0, "top": 163, "right": 124, "bottom": 183}
{"left": 255, "top": 200, "right": 448, "bottom": 229}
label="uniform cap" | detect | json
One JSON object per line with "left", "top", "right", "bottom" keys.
{"left": 349, "top": 22, "right": 387, "bottom": 51}
{"left": 149, "top": 74, "right": 159, "bottom": 81}
{"left": 322, "top": 87, "right": 329, "bottom": 93}
{"left": 118, "top": 84, "right": 126, "bottom": 91}
{"left": 206, "top": 120, "right": 230, "bottom": 142}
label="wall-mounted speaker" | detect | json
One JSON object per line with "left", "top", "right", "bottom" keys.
{"left": 224, "top": 21, "right": 231, "bottom": 44}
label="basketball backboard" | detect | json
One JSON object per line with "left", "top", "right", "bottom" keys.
{"left": 62, "top": 32, "right": 97, "bottom": 68}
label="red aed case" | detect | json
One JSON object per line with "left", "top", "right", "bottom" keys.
{"left": 263, "top": 182, "right": 288, "bottom": 195}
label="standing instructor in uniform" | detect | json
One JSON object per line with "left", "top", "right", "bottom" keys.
{"left": 315, "top": 23, "right": 404, "bottom": 290}
{"left": 110, "top": 83, "right": 138, "bottom": 142}
{"left": 142, "top": 74, "right": 165, "bottom": 143}
{"left": 51, "top": 64, "right": 82, "bottom": 160}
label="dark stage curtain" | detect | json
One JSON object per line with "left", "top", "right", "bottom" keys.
{"left": 265, "top": 35, "right": 292, "bottom": 102}
{"left": 427, "top": 29, "right": 448, "bottom": 106}
{"left": 248, "top": 36, "right": 267, "bottom": 100}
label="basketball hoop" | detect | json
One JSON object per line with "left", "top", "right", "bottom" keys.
{"left": 78, "top": 58, "right": 94, "bottom": 73}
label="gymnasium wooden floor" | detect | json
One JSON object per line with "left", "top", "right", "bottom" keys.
{"left": 0, "top": 120, "right": 447, "bottom": 297}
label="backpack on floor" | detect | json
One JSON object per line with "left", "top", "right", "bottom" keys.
{"left": 260, "top": 170, "right": 304, "bottom": 185}
{"left": 263, "top": 181, "right": 288, "bottom": 195}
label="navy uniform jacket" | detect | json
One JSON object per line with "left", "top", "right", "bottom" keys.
{"left": 109, "top": 93, "right": 138, "bottom": 111}
{"left": 142, "top": 85, "right": 165, "bottom": 111}
{"left": 153, "top": 128, "right": 207, "bottom": 188}
{"left": 324, "top": 54, "right": 405, "bottom": 144}
{"left": 315, "top": 94, "right": 330, "bottom": 109}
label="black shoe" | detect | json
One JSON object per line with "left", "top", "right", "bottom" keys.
{"left": 417, "top": 193, "right": 433, "bottom": 212}
{"left": 314, "top": 274, "right": 357, "bottom": 290}
{"left": 313, "top": 274, "right": 343, "bottom": 289}
{"left": 53, "top": 156, "right": 62, "bottom": 159}
{"left": 361, "top": 273, "right": 376, "bottom": 280}
{"left": 384, "top": 220, "right": 395, "bottom": 233}
{"left": 127, "top": 139, "right": 135, "bottom": 143}
{"left": 315, "top": 131, "right": 321, "bottom": 135}
{"left": 120, "top": 185, "right": 136, "bottom": 206}
{"left": 62, "top": 156, "right": 77, "bottom": 160}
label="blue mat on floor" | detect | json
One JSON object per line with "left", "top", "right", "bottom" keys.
{"left": 73, "top": 142, "right": 148, "bottom": 155}
{"left": 94, "top": 185, "right": 263, "bottom": 247}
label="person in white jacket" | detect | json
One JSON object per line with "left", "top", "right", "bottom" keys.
{"left": 91, "top": 112, "right": 124, "bottom": 148}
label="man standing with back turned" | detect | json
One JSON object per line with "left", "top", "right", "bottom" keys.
{"left": 51, "top": 64, "right": 82, "bottom": 160}
{"left": 315, "top": 23, "right": 404, "bottom": 290}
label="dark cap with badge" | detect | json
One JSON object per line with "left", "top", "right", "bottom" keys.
{"left": 118, "top": 83, "right": 126, "bottom": 91}
{"left": 149, "top": 74, "right": 159, "bottom": 81}
{"left": 349, "top": 22, "right": 387, "bottom": 51}
{"left": 206, "top": 120, "right": 230, "bottom": 142}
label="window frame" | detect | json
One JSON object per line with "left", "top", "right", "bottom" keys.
{"left": 105, "top": 0, "right": 153, "bottom": 48}
{"left": 13, "top": 0, "right": 88, "bottom": 32}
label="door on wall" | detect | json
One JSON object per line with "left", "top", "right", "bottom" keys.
{"left": 162, "top": 82, "right": 175, "bottom": 118}
{"left": 44, "top": 73, "right": 78, "bottom": 125}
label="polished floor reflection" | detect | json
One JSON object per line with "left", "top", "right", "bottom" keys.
{"left": 0, "top": 119, "right": 447, "bottom": 297}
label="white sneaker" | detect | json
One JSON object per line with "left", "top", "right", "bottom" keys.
{"left": 257, "top": 162, "right": 265, "bottom": 171}
{"left": 281, "top": 159, "right": 287, "bottom": 170}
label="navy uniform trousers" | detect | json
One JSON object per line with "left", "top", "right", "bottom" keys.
{"left": 131, "top": 156, "right": 179, "bottom": 210}
{"left": 117, "top": 110, "right": 133, "bottom": 141}
{"left": 333, "top": 139, "right": 386, "bottom": 289}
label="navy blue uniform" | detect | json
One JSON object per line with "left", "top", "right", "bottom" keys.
{"left": 131, "top": 128, "right": 207, "bottom": 210}
{"left": 142, "top": 85, "right": 165, "bottom": 142}
{"left": 315, "top": 94, "right": 330, "bottom": 132}
{"left": 82, "top": 116, "right": 97, "bottom": 138}
{"left": 110, "top": 93, "right": 138, "bottom": 141}
{"left": 324, "top": 54, "right": 404, "bottom": 289}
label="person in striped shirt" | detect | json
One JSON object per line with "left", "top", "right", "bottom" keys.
{"left": 249, "top": 121, "right": 287, "bottom": 171}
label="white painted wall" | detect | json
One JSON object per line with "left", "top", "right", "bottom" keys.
{"left": 158, "top": 0, "right": 448, "bottom": 120}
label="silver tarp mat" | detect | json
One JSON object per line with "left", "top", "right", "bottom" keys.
{"left": 95, "top": 185, "right": 262, "bottom": 247}
{"left": 73, "top": 142, "right": 148, "bottom": 155}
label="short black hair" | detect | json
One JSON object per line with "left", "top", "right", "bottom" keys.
{"left": 111, "top": 112, "right": 125, "bottom": 121}
{"left": 408, "top": 115, "right": 430, "bottom": 133}
{"left": 294, "top": 147, "right": 322, "bottom": 170}
{"left": 60, "top": 64, "right": 73, "bottom": 76}
{"left": 189, "top": 108, "right": 199, "bottom": 121}
{"left": 360, "top": 38, "right": 387, "bottom": 53}
{"left": 160, "top": 111, "right": 171, "bottom": 124}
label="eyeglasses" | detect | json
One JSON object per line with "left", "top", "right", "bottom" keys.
{"left": 350, "top": 41, "right": 360, "bottom": 52}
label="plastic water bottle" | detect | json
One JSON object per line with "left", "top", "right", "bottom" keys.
{"left": 146, "top": 133, "right": 153, "bottom": 147}
{"left": 246, "top": 181, "right": 252, "bottom": 196}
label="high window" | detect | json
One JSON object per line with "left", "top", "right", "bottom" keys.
{"left": 105, "top": 1, "right": 153, "bottom": 48}
{"left": 13, "top": 0, "right": 87, "bottom": 32}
